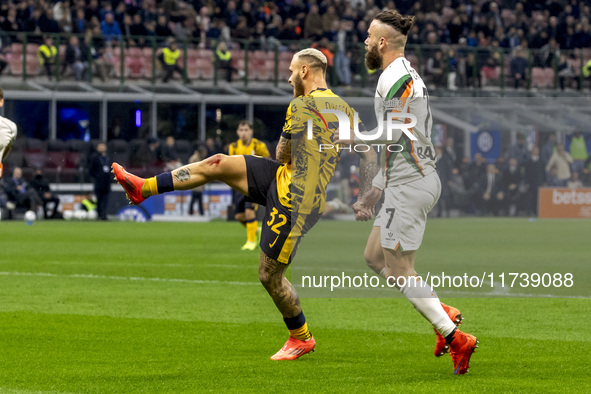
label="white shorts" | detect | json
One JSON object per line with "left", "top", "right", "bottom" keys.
{"left": 374, "top": 171, "right": 441, "bottom": 251}
{"left": 0, "top": 116, "right": 17, "bottom": 160}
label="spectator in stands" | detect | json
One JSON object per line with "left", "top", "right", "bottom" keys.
{"left": 155, "top": 14, "right": 173, "bottom": 38}
{"left": 0, "top": 38, "right": 8, "bottom": 77}
{"left": 443, "top": 136, "right": 461, "bottom": 168}
{"left": 506, "top": 133, "right": 529, "bottom": 166}
{"left": 523, "top": 146, "right": 546, "bottom": 217}
{"left": 158, "top": 39, "right": 186, "bottom": 83}
{"left": 479, "top": 163, "right": 505, "bottom": 216}
{"left": 63, "top": 35, "right": 89, "bottom": 81}
{"left": 557, "top": 54, "right": 577, "bottom": 90}
{"left": 1, "top": 7, "right": 20, "bottom": 39}
{"left": 86, "top": 25, "right": 114, "bottom": 82}
{"left": 510, "top": 48, "right": 528, "bottom": 89}
{"left": 29, "top": 168, "right": 60, "bottom": 219}
{"left": 463, "top": 51, "right": 481, "bottom": 88}
{"left": 38, "top": 36, "right": 58, "bottom": 80}
{"left": 569, "top": 132, "right": 589, "bottom": 176}
{"left": 100, "top": 12, "right": 122, "bottom": 43}
{"left": 4, "top": 167, "right": 43, "bottom": 216}
{"left": 159, "top": 136, "right": 182, "bottom": 168}
{"left": 538, "top": 38, "right": 560, "bottom": 68}
{"left": 426, "top": 50, "right": 445, "bottom": 88}
{"left": 449, "top": 167, "right": 470, "bottom": 214}
{"left": 541, "top": 133, "right": 557, "bottom": 166}
{"left": 72, "top": 8, "right": 87, "bottom": 34}
{"left": 215, "top": 41, "right": 238, "bottom": 82}
{"left": 88, "top": 142, "right": 111, "bottom": 220}
{"left": 435, "top": 146, "right": 453, "bottom": 217}
{"left": 334, "top": 20, "right": 354, "bottom": 86}
{"left": 546, "top": 144, "right": 574, "bottom": 187}
{"left": 304, "top": 5, "right": 323, "bottom": 40}
{"left": 502, "top": 157, "right": 523, "bottom": 216}
{"left": 130, "top": 14, "right": 148, "bottom": 47}
{"left": 38, "top": 7, "right": 61, "bottom": 34}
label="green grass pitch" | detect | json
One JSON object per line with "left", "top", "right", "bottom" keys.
{"left": 1, "top": 218, "right": 590, "bottom": 393}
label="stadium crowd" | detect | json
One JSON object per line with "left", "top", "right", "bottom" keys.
{"left": 0, "top": 1, "right": 590, "bottom": 87}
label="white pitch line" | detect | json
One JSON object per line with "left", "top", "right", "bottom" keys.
{"left": 0, "top": 271, "right": 588, "bottom": 299}
{"left": 0, "top": 271, "right": 259, "bottom": 286}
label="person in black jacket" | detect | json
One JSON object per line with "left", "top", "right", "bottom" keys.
{"left": 88, "top": 142, "right": 112, "bottom": 220}
{"left": 3, "top": 167, "right": 43, "bottom": 215}
{"left": 523, "top": 146, "right": 546, "bottom": 217}
{"left": 29, "top": 168, "right": 60, "bottom": 218}
{"left": 62, "top": 35, "right": 89, "bottom": 81}
{"left": 502, "top": 157, "right": 523, "bottom": 216}
{"left": 479, "top": 163, "right": 505, "bottom": 216}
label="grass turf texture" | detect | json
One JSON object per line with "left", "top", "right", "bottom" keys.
{"left": 0, "top": 219, "right": 590, "bottom": 393}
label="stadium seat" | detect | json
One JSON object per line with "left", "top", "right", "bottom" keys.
{"left": 46, "top": 151, "right": 68, "bottom": 168}
{"left": 26, "top": 44, "right": 39, "bottom": 55}
{"left": 127, "top": 47, "right": 143, "bottom": 58}
{"left": 197, "top": 49, "right": 214, "bottom": 61}
{"left": 6, "top": 53, "right": 23, "bottom": 75}
{"left": 24, "top": 151, "right": 48, "bottom": 168}
{"left": 186, "top": 60, "right": 201, "bottom": 80}
{"left": 127, "top": 57, "right": 144, "bottom": 79}
{"left": 108, "top": 139, "right": 131, "bottom": 166}
{"left": 10, "top": 43, "right": 23, "bottom": 54}
{"left": 197, "top": 58, "right": 214, "bottom": 79}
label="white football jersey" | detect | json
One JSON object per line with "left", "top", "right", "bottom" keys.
{"left": 371, "top": 57, "right": 436, "bottom": 189}
{"left": 0, "top": 115, "right": 18, "bottom": 151}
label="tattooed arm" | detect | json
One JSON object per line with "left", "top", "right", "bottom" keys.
{"left": 352, "top": 148, "right": 381, "bottom": 221}
{"left": 275, "top": 136, "right": 291, "bottom": 164}
{"left": 355, "top": 147, "right": 379, "bottom": 199}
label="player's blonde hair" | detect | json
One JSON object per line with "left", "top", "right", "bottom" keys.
{"left": 294, "top": 48, "right": 327, "bottom": 74}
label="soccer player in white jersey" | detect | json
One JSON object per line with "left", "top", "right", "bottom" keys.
{"left": 336, "top": 10, "right": 478, "bottom": 375}
{"left": 0, "top": 87, "right": 18, "bottom": 178}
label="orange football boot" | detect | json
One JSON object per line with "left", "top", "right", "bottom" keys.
{"left": 434, "top": 303, "right": 463, "bottom": 357}
{"left": 270, "top": 336, "right": 316, "bottom": 360}
{"left": 112, "top": 162, "right": 146, "bottom": 205}
{"left": 0, "top": 162, "right": 3, "bottom": 178}
{"left": 449, "top": 329, "right": 478, "bottom": 375}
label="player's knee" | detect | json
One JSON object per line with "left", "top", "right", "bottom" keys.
{"left": 201, "top": 154, "right": 228, "bottom": 177}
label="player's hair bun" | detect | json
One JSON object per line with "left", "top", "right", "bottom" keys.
{"left": 375, "top": 10, "right": 415, "bottom": 36}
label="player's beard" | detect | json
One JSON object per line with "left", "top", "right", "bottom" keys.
{"left": 365, "top": 43, "right": 382, "bottom": 70}
{"left": 293, "top": 73, "right": 305, "bottom": 97}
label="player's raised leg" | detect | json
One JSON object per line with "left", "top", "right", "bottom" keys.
{"left": 112, "top": 154, "right": 249, "bottom": 205}
{"left": 258, "top": 251, "right": 315, "bottom": 360}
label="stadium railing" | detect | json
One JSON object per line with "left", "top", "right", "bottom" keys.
{"left": 2, "top": 32, "right": 590, "bottom": 91}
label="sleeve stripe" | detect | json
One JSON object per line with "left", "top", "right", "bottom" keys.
{"left": 280, "top": 131, "right": 292, "bottom": 140}
{"left": 385, "top": 74, "right": 413, "bottom": 99}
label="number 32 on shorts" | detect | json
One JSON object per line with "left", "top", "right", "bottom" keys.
{"left": 266, "top": 207, "right": 287, "bottom": 248}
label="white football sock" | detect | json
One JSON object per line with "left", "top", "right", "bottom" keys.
{"left": 400, "top": 277, "right": 456, "bottom": 337}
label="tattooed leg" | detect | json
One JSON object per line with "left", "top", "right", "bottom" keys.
{"left": 258, "top": 251, "right": 302, "bottom": 318}
{"left": 171, "top": 154, "right": 249, "bottom": 195}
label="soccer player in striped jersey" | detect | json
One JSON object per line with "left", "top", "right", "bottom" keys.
{"left": 228, "top": 121, "right": 270, "bottom": 251}
{"left": 336, "top": 10, "right": 478, "bottom": 375}
{"left": 113, "top": 48, "right": 368, "bottom": 361}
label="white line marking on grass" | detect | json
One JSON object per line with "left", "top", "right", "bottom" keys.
{"left": 0, "top": 271, "right": 260, "bottom": 286}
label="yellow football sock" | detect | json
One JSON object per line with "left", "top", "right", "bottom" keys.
{"left": 142, "top": 177, "right": 159, "bottom": 197}
{"left": 289, "top": 322, "right": 311, "bottom": 341}
{"left": 246, "top": 220, "right": 257, "bottom": 242}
